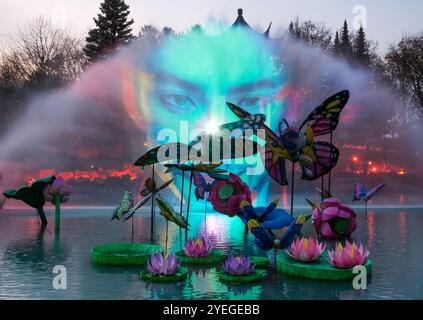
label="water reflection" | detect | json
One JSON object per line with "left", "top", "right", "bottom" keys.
{"left": 0, "top": 208, "right": 421, "bottom": 299}
{"left": 4, "top": 226, "right": 69, "bottom": 272}
{"left": 367, "top": 211, "right": 375, "bottom": 249}
{"left": 399, "top": 211, "right": 407, "bottom": 253}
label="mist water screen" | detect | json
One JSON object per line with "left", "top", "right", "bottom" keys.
{"left": 130, "top": 28, "right": 287, "bottom": 204}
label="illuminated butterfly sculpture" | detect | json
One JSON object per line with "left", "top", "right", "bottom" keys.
{"left": 111, "top": 190, "right": 134, "bottom": 221}
{"left": 164, "top": 163, "right": 230, "bottom": 181}
{"left": 225, "top": 90, "right": 350, "bottom": 185}
{"left": 239, "top": 199, "right": 311, "bottom": 251}
{"left": 239, "top": 199, "right": 311, "bottom": 274}
{"left": 192, "top": 172, "right": 215, "bottom": 201}
{"left": 111, "top": 190, "right": 136, "bottom": 242}
{"left": 122, "top": 178, "right": 174, "bottom": 221}
{"left": 191, "top": 172, "right": 217, "bottom": 232}
{"left": 155, "top": 195, "right": 190, "bottom": 230}
{"left": 134, "top": 136, "right": 259, "bottom": 168}
{"left": 353, "top": 182, "right": 386, "bottom": 213}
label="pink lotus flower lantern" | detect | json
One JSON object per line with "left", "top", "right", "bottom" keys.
{"left": 146, "top": 252, "right": 181, "bottom": 276}
{"left": 327, "top": 241, "right": 369, "bottom": 269}
{"left": 286, "top": 236, "right": 326, "bottom": 263}
{"left": 184, "top": 235, "right": 213, "bottom": 257}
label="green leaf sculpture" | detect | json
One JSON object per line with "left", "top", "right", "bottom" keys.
{"left": 3, "top": 176, "right": 56, "bottom": 226}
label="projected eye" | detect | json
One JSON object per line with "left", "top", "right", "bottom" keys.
{"left": 158, "top": 93, "right": 197, "bottom": 111}
{"left": 237, "top": 95, "right": 269, "bottom": 111}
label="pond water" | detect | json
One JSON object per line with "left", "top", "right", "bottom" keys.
{"left": 0, "top": 207, "right": 422, "bottom": 300}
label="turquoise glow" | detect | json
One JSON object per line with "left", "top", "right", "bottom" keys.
{"left": 139, "top": 28, "right": 289, "bottom": 207}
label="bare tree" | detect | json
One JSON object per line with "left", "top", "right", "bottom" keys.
{"left": 0, "top": 16, "right": 85, "bottom": 89}
{"left": 385, "top": 32, "right": 423, "bottom": 117}
{"left": 288, "top": 18, "right": 332, "bottom": 51}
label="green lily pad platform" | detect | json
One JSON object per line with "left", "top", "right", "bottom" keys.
{"left": 277, "top": 253, "right": 372, "bottom": 281}
{"left": 250, "top": 256, "right": 270, "bottom": 268}
{"left": 91, "top": 243, "right": 162, "bottom": 266}
{"left": 140, "top": 267, "right": 188, "bottom": 283}
{"left": 218, "top": 270, "right": 266, "bottom": 284}
{"left": 176, "top": 249, "right": 225, "bottom": 265}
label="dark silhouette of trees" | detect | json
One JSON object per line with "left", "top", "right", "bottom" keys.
{"left": 286, "top": 18, "right": 332, "bottom": 51}
{"left": 353, "top": 25, "right": 370, "bottom": 66}
{"left": 340, "top": 20, "right": 353, "bottom": 58}
{"left": 0, "top": 16, "right": 85, "bottom": 90}
{"left": 333, "top": 31, "right": 341, "bottom": 56}
{"left": 162, "top": 27, "right": 175, "bottom": 36}
{"left": 385, "top": 33, "right": 423, "bottom": 116}
{"left": 138, "top": 24, "right": 161, "bottom": 40}
{"left": 189, "top": 24, "right": 204, "bottom": 34}
{"left": 84, "top": 0, "right": 134, "bottom": 64}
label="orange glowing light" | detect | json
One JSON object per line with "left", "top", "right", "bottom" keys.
{"left": 25, "top": 163, "right": 139, "bottom": 185}
{"left": 371, "top": 167, "right": 377, "bottom": 172}
{"left": 397, "top": 170, "right": 405, "bottom": 175}
{"left": 352, "top": 156, "right": 358, "bottom": 162}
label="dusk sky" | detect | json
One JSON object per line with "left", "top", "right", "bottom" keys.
{"left": 0, "top": 0, "right": 422, "bottom": 53}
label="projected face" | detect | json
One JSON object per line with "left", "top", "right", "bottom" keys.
{"left": 137, "top": 29, "right": 288, "bottom": 203}
{"left": 144, "top": 29, "right": 287, "bottom": 137}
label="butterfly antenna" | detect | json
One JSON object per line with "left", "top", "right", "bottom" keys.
{"left": 278, "top": 119, "right": 290, "bottom": 135}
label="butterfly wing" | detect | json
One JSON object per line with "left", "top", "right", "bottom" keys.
{"left": 145, "top": 178, "right": 156, "bottom": 192}
{"left": 122, "top": 195, "right": 152, "bottom": 221}
{"left": 264, "top": 145, "right": 288, "bottom": 185}
{"left": 299, "top": 142, "right": 339, "bottom": 181}
{"left": 134, "top": 142, "right": 189, "bottom": 166}
{"left": 140, "top": 189, "right": 151, "bottom": 197}
{"left": 353, "top": 183, "right": 368, "bottom": 201}
{"left": 218, "top": 113, "right": 267, "bottom": 135}
{"left": 193, "top": 172, "right": 207, "bottom": 201}
{"left": 364, "top": 183, "right": 386, "bottom": 201}
{"left": 226, "top": 102, "right": 252, "bottom": 119}
{"left": 299, "top": 90, "right": 349, "bottom": 136}
{"left": 226, "top": 102, "right": 280, "bottom": 144}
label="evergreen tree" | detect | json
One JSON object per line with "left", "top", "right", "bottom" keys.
{"left": 162, "top": 27, "right": 175, "bottom": 37}
{"left": 288, "top": 21, "right": 295, "bottom": 37}
{"left": 84, "top": 0, "right": 134, "bottom": 64}
{"left": 333, "top": 31, "right": 342, "bottom": 56}
{"left": 190, "top": 24, "right": 204, "bottom": 34}
{"left": 340, "top": 20, "right": 352, "bottom": 58}
{"left": 353, "top": 25, "right": 370, "bottom": 66}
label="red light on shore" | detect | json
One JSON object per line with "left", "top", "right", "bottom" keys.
{"left": 352, "top": 156, "right": 358, "bottom": 162}
{"left": 368, "top": 161, "right": 372, "bottom": 165}
{"left": 371, "top": 167, "right": 377, "bottom": 172}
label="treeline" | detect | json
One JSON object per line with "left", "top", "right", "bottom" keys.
{"left": 288, "top": 18, "right": 381, "bottom": 71}
{"left": 0, "top": 0, "right": 422, "bottom": 129}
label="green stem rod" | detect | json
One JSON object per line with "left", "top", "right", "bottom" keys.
{"left": 55, "top": 196, "right": 61, "bottom": 231}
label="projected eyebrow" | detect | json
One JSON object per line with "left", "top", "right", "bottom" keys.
{"left": 228, "top": 79, "right": 277, "bottom": 95}
{"left": 154, "top": 72, "right": 204, "bottom": 93}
